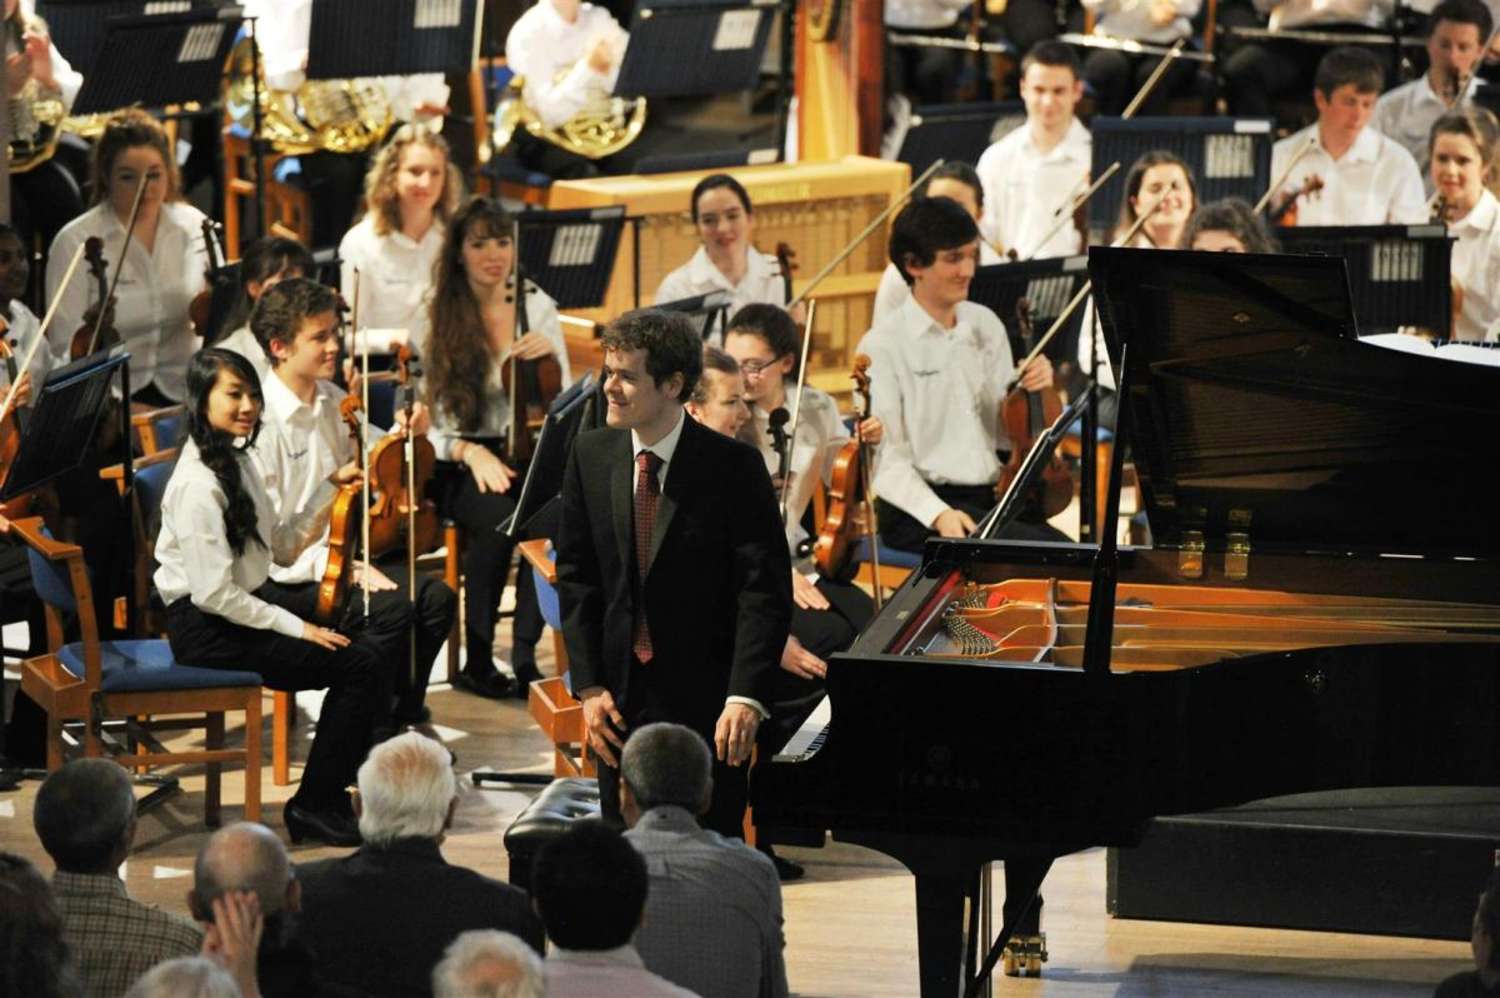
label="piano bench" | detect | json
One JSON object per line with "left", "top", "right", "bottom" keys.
{"left": 502, "top": 777, "right": 601, "bottom": 892}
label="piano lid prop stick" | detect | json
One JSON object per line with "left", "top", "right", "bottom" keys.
{"left": 789, "top": 159, "right": 947, "bottom": 309}
{"left": 1025, "top": 161, "right": 1121, "bottom": 261}
{"left": 89, "top": 172, "right": 149, "bottom": 356}
{"left": 778, "top": 299, "right": 816, "bottom": 522}
{"left": 1254, "top": 135, "right": 1318, "bottom": 215}
{"left": 0, "top": 241, "right": 87, "bottom": 421}
{"left": 1120, "top": 38, "right": 1186, "bottom": 119}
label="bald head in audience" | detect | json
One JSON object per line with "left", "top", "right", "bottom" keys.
{"left": 433, "top": 930, "right": 544, "bottom": 998}
{"left": 189, "top": 822, "right": 298, "bottom": 922}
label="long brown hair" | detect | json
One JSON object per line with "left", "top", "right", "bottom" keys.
{"left": 90, "top": 108, "right": 182, "bottom": 206}
{"left": 425, "top": 197, "right": 514, "bottom": 432}
{"left": 362, "top": 123, "right": 463, "bottom": 237}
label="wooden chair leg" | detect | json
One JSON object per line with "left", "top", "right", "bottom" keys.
{"left": 46, "top": 714, "right": 63, "bottom": 770}
{"left": 243, "top": 691, "right": 262, "bottom": 822}
{"left": 444, "top": 524, "right": 463, "bottom": 682}
{"left": 273, "top": 691, "right": 291, "bottom": 787}
{"left": 551, "top": 628, "right": 569, "bottom": 680}
{"left": 205, "top": 711, "right": 224, "bottom": 828}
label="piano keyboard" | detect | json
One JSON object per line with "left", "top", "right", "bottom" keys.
{"left": 774, "top": 696, "right": 831, "bottom": 762}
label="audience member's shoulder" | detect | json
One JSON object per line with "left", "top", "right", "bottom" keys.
{"left": 133, "top": 897, "right": 204, "bottom": 948}
{"left": 1434, "top": 970, "right": 1500, "bottom": 998}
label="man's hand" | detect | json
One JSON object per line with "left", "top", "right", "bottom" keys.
{"left": 780, "top": 635, "right": 827, "bottom": 681}
{"left": 580, "top": 687, "right": 627, "bottom": 767}
{"left": 353, "top": 562, "right": 398, "bottom": 593}
{"left": 857, "top": 415, "right": 884, "bottom": 446}
{"left": 202, "top": 891, "right": 263, "bottom": 998}
{"left": 791, "top": 571, "right": 830, "bottom": 610}
{"left": 462, "top": 443, "right": 515, "bottom": 495}
{"left": 22, "top": 31, "right": 55, "bottom": 90}
{"left": 1017, "top": 354, "right": 1054, "bottom": 393}
{"left": 933, "top": 508, "right": 977, "bottom": 538}
{"left": 511, "top": 331, "right": 556, "bottom": 361}
{"left": 714, "top": 702, "right": 761, "bottom": 767}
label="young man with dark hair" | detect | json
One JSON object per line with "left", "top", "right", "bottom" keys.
{"left": 976, "top": 41, "right": 1090, "bottom": 261}
{"left": 1373, "top": 0, "right": 1494, "bottom": 187}
{"left": 248, "top": 278, "right": 459, "bottom": 725}
{"left": 1270, "top": 46, "right": 1428, "bottom": 226}
{"left": 534, "top": 823, "right": 694, "bottom": 997}
{"left": 556, "top": 308, "right": 791, "bottom": 840}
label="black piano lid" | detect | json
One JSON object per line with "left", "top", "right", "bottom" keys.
{"left": 1087, "top": 246, "right": 1500, "bottom": 562}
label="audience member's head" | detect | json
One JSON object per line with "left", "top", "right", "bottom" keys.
{"left": 124, "top": 956, "right": 240, "bottom": 998}
{"left": 0, "top": 851, "right": 81, "bottom": 998}
{"left": 433, "top": 929, "right": 544, "bottom": 998}
{"left": 189, "top": 822, "right": 297, "bottom": 927}
{"left": 1180, "top": 198, "right": 1280, "bottom": 254}
{"left": 34, "top": 757, "right": 137, "bottom": 874}
{"left": 356, "top": 731, "right": 459, "bottom": 847}
{"left": 1472, "top": 866, "right": 1500, "bottom": 975}
{"left": 532, "top": 823, "right": 648, "bottom": 952}
{"left": 619, "top": 723, "right": 714, "bottom": 826}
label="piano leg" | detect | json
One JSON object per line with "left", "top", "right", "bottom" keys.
{"left": 914, "top": 870, "right": 971, "bottom": 997}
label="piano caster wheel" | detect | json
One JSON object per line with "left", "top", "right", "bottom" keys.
{"left": 1000, "top": 933, "right": 1047, "bottom": 978}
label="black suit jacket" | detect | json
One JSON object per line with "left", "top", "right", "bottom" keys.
{"left": 555, "top": 414, "right": 792, "bottom": 725}
{"left": 293, "top": 838, "right": 544, "bottom": 998}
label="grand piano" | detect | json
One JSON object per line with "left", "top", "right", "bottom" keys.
{"left": 752, "top": 248, "right": 1500, "bottom": 997}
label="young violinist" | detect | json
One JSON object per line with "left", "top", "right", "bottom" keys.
{"left": 858, "top": 197, "right": 1059, "bottom": 552}
{"left": 215, "top": 235, "right": 318, "bottom": 379}
{"left": 424, "top": 197, "right": 572, "bottom": 699}
{"left": 5, "top": 0, "right": 84, "bottom": 255}
{"left": 653, "top": 175, "right": 793, "bottom": 325}
{"left": 155, "top": 348, "right": 386, "bottom": 847}
{"left": 1269, "top": 47, "right": 1428, "bottom": 227}
{"left": 337, "top": 124, "right": 464, "bottom": 360}
{"left": 975, "top": 42, "right": 1091, "bottom": 262}
{"left": 1180, "top": 198, "right": 1280, "bottom": 253}
{"left": 45, "top": 109, "right": 209, "bottom": 406}
{"left": 873, "top": 164, "right": 1002, "bottom": 322}
{"left": 0, "top": 223, "right": 51, "bottom": 411}
{"left": 1431, "top": 109, "right": 1500, "bottom": 342}
{"left": 248, "top": 277, "right": 455, "bottom": 731}
{"left": 1372, "top": 0, "right": 1491, "bottom": 190}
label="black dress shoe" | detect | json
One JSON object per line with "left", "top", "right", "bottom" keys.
{"left": 284, "top": 800, "right": 362, "bottom": 847}
{"left": 760, "top": 844, "right": 805, "bottom": 882}
{"left": 452, "top": 667, "right": 517, "bottom": 700}
{"left": 392, "top": 704, "right": 432, "bottom": 725}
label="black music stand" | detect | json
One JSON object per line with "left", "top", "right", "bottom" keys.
{"left": 895, "top": 101, "right": 1024, "bottom": 178}
{"left": 655, "top": 289, "right": 735, "bottom": 340}
{"left": 617, "top": 0, "right": 777, "bottom": 97}
{"left": 67, "top": 7, "right": 242, "bottom": 117}
{"left": 1, "top": 350, "right": 130, "bottom": 509}
{"left": 37, "top": 0, "right": 226, "bottom": 66}
{"left": 969, "top": 257, "right": 1090, "bottom": 366}
{"left": 1276, "top": 225, "right": 1452, "bottom": 336}
{"left": 500, "top": 373, "right": 602, "bottom": 542}
{"left": 515, "top": 207, "right": 628, "bottom": 309}
{"left": 305, "top": 0, "right": 484, "bottom": 79}
{"left": 1088, "top": 117, "right": 1274, "bottom": 231}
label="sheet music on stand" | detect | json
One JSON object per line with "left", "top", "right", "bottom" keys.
{"left": 64, "top": 6, "right": 242, "bottom": 116}
{"left": 968, "top": 255, "right": 1090, "bottom": 365}
{"left": 515, "top": 206, "right": 627, "bottom": 310}
{"left": 306, "top": 0, "right": 484, "bottom": 78}
{"left": 617, "top": 0, "right": 778, "bottom": 97}
{"left": 1277, "top": 225, "right": 1452, "bottom": 336}
{"left": 37, "top": 0, "right": 227, "bottom": 68}
{"left": 1, "top": 350, "right": 129, "bottom": 503}
{"left": 1089, "top": 116, "right": 1274, "bottom": 231}
{"left": 894, "top": 101, "right": 1023, "bottom": 178}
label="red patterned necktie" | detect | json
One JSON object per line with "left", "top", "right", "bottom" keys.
{"left": 632, "top": 450, "right": 663, "bottom": 663}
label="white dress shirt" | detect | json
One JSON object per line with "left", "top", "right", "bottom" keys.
{"left": 1373, "top": 74, "right": 1480, "bottom": 195}
{"left": 1270, "top": 124, "right": 1428, "bottom": 227}
{"left": 1448, "top": 190, "right": 1500, "bottom": 343}
{"left": 653, "top": 246, "right": 789, "bottom": 317}
{"left": 241, "top": 0, "right": 450, "bottom": 125}
{"left": 1255, "top": 0, "right": 1393, "bottom": 30}
{"left": 976, "top": 119, "right": 1092, "bottom": 260}
{"left": 154, "top": 437, "right": 335, "bottom": 637}
{"left": 12, "top": 4, "right": 83, "bottom": 110}
{"left": 1, "top": 301, "right": 55, "bottom": 404}
{"left": 544, "top": 946, "right": 698, "bottom": 998}
{"left": 884, "top": 0, "right": 972, "bottom": 29}
{"left": 251, "top": 373, "right": 384, "bottom": 585}
{"left": 506, "top": 0, "right": 626, "bottom": 131}
{"left": 338, "top": 215, "right": 444, "bottom": 357}
{"left": 214, "top": 325, "right": 271, "bottom": 381}
{"left": 744, "top": 385, "right": 848, "bottom": 559}
{"left": 858, "top": 296, "right": 1017, "bottom": 530}
{"left": 46, "top": 201, "right": 208, "bottom": 402}
{"left": 872, "top": 242, "right": 1003, "bottom": 324}
{"left": 1082, "top": 0, "right": 1200, "bottom": 43}
{"left": 427, "top": 285, "right": 572, "bottom": 461}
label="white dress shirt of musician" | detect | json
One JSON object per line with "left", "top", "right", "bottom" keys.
{"left": 654, "top": 175, "right": 792, "bottom": 321}
{"left": 1083, "top": 0, "right": 1201, "bottom": 46}
{"left": 976, "top": 47, "right": 1091, "bottom": 261}
{"left": 1270, "top": 57, "right": 1428, "bottom": 226}
{"left": 875, "top": 167, "right": 1003, "bottom": 322}
{"left": 46, "top": 115, "right": 208, "bottom": 403}
{"left": 241, "top": 0, "right": 450, "bottom": 125}
{"left": 1372, "top": 2, "right": 1490, "bottom": 194}
{"left": 857, "top": 200, "right": 1054, "bottom": 539}
{"left": 506, "top": 0, "right": 627, "bottom": 131}
{"left": 0, "top": 226, "right": 51, "bottom": 410}
{"left": 1255, "top": 0, "right": 1393, "bottom": 32}
{"left": 338, "top": 125, "right": 462, "bottom": 359}
{"left": 1432, "top": 113, "right": 1500, "bottom": 342}
{"left": 6, "top": 0, "right": 82, "bottom": 110}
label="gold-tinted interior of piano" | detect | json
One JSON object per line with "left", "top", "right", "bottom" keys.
{"left": 913, "top": 578, "right": 1500, "bottom": 670}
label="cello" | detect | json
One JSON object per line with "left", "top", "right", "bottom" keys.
{"left": 812, "top": 354, "right": 883, "bottom": 607}
{"left": 994, "top": 299, "right": 1073, "bottom": 520}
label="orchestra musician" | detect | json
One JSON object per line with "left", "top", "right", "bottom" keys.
{"left": 1220, "top": 0, "right": 1396, "bottom": 117}
{"left": 873, "top": 163, "right": 1003, "bottom": 321}
{"left": 247, "top": 277, "right": 455, "bottom": 735}
{"left": 554, "top": 308, "right": 792, "bottom": 839}
{"left": 1179, "top": 197, "right": 1281, "bottom": 252}
{"left": 976, "top": 41, "right": 1091, "bottom": 262}
{"left": 1078, "top": 0, "right": 1201, "bottom": 116}
{"left": 1372, "top": 0, "right": 1493, "bottom": 193}
{"left": 155, "top": 348, "right": 386, "bottom": 848}
{"left": 215, "top": 235, "right": 318, "bottom": 379}
{"left": 653, "top": 174, "right": 794, "bottom": 325}
{"left": 883, "top": 0, "right": 969, "bottom": 108}
{"left": 0, "top": 223, "right": 51, "bottom": 410}
{"left": 425, "top": 197, "right": 573, "bottom": 699}
{"left": 1268, "top": 47, "right": 1428, "bottom": 226}
{"left": 1430, "top": 108, "right": 1500, "bottom": 342}
{"left": 337, "top": 124, "right": 464, "bottom": 360}
{"left": 4, "top": 0, "right": 83, "bottom": 256}
{"left": 45, "top": 109, "right": 209, "bottom": 407}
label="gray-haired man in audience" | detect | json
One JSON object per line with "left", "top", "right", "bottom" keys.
{"left": 433, "top": 929, "right": 545, "bottom": 998}
{"left": 622, "top": 722, "right": 789, "bottom": 998}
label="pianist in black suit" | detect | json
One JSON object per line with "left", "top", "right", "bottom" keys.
{"left": 555, "top": 308, "right": 793, "bottom": 838}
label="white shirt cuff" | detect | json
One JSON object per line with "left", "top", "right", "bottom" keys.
{"left": 726, "top": 696, "right": 769, "bottom": 719}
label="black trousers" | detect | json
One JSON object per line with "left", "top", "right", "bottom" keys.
{"left": 887, "top": 25, "right": 965, "bottom": 107}
{"left": 877, "top": 482, "right": 1069, "bottom": 554}
{"left": 1082, "top": 48, "right": 1199, "bottom": 117}
{"left": 165, "top": 587, "right": 386, "bottom": 809}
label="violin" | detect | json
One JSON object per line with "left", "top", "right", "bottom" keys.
{"left": 995, "top": 299, "right": 1073, "bottom": 520}
{"left": 68, "top": 237, "right": 120, "bottom": 360}
{"left": 503, "top": 278, "right": 563, "bottom": 464}
{"left": 316, "top": 393, "right": 366, "bottom": 625}
{"left": 366, "top": 344, "right": 439, "bottom": 558}
{"left": 775, "top": 242, "right": 797, "bottom": 307}
{"left": 767, "top": 406, "right": 791, "bottom": 490}
{"left": 1270, "top": 174, "right": 1325, "bottom": 228}
{"left": 813, "top": 355, "right": 880, "bottom": 596}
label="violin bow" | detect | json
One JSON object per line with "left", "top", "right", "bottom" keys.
{"left": 402, "top": 348, "right": 419, "bottom": 688}
{"left": 1, "top": 242, "right": 87, "bottom": 422}
{"left": 354, "top": 267, "right": 372, "bottom": 621}
{"left": 1444, "top": 24, "right": 1500, "bottom": 110}
{"left": 1119, "top": 38, "right": 1185, "bottom": 119}
{"left": 1025, "top": 162, "right": 1121, "bottom": 261}
{"left": 88, "top": 172, "right": 149, "bottom": 356}
{"left": 1254, "top": 134, "right": 1319, "bottom": 215}
{"left": 778, "top": 299, "right": 816, "bottom": 523}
